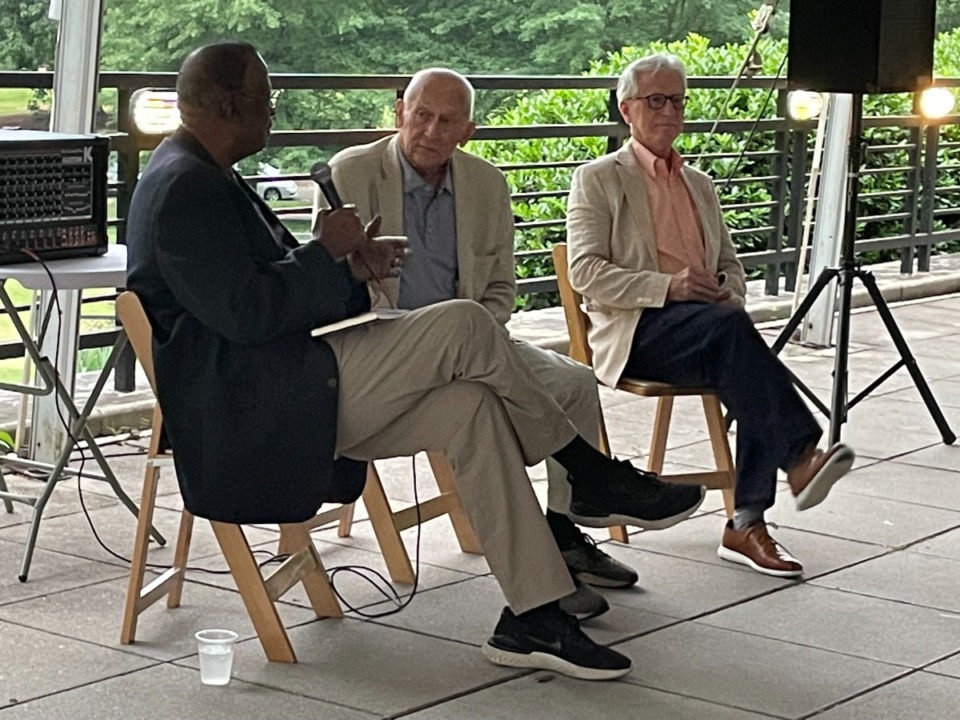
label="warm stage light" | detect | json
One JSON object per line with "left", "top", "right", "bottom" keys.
{"left": 919, "top": 87, "right": 956, "bottom": 120}
{"left": 130, "top": 89, "right": 182, "bottom": 135}
{"left": 787, "top": 90, "right": 824, "bottom": 121}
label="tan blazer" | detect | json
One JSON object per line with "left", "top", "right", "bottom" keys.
{"left": 318, "top": 135, "right": 517, "bottom": 325}
{"left": 566, "top": 144, "right": 747, "bottom": 388}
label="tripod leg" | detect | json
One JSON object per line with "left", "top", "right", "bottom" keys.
{"left": 828, "top": 266, "right": 856, "bottom": 445}
{"left": 772, "top": 267, "right": 839, "bottom": 354}
{"left": 858, "top": 271, "right": 956, "bottom": 445}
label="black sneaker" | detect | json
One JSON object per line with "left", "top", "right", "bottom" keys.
{"left": 558, "top": 578, "right": 610, "bottom": 621}
{"left": 568, "top": 459, "right": 705, "bottom": 531}
{"left": 483, "top": 605, "right": 632, "bottom": 680}
{"left": 562, "top": 531, "right": 639, "bottom": 589}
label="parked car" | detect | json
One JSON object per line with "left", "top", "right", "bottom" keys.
{"left": 255, "top": 162, "right": 299, "bottom": 201}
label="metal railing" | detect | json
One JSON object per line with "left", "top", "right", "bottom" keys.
{"left": 3, "top": 70, "right": 960, "bottom": 389}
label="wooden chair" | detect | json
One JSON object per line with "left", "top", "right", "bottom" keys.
{"left": 116, "top": 291, "right": 343, "bottom": 663}
{"left": 551, "top": 244, "right": 735, "bottom": 543}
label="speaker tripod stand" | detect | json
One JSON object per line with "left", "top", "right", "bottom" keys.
{"left": 771, "top": 93, "right": 956, "bottom": 446}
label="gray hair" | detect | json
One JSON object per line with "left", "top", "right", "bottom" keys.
{"left": 404, "top": 68, "right": 475, "bottom": 120}
{"left": 616, "top": 54, "right": 687, "bottom": 103}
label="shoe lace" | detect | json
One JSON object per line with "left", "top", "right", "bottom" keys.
{"left": 752, "top": 521, "right": 794, "bottom": 557}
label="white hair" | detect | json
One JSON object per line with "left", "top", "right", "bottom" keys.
{"left": 616, "top": 54, "right": 687, "bottom": 103}
{"left": 403, "top": 68, "right": 475, "bottom": 120}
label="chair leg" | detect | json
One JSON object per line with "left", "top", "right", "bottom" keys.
{"left": 597, "top": 410, "right": 630, "bottom": 543}
{"left": 120, "top": 458, "right": 162, "bottom": 645}
{"left": 278, "top": 523, "right": 342, "bottom": 619}
{"left": 362, "top": 463, "right": 416, "bottom": 585}
{"left": 702, "top": 395, "right": 736, "bottom": 519}
{"left": 648, "top": 396, "right": 674, "bottom": 474}
{"left": 210, "top": 521, "right": 297, "bottom": 664}
{"left": 166, "top": 510, "right": 195, "bottom": 608}
{"left": 427, "top": 452, "right": 483, "bottom": 555}
{"left": 337, "top": 502, "right": 355, "bottom": 538}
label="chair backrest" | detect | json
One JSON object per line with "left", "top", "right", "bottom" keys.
{"left": 116, "top": 291, "right": 158, "bottom": 394}
{"left": 551, "top": 243, "right": 593, "bottom": 367}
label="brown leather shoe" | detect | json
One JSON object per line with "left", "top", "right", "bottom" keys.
{"left": 718, "top": 521, "right": 803, "bottom": 577}
{"left": 787, "top": 443, "right": 855, "bottom": 511}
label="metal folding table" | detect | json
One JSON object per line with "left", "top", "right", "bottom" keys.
{"left": 0, "top": 245, "right": 163, "bottom": 581}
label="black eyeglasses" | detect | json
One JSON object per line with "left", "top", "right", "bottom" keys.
{"left": 629, "top": 93, "right": 686, "bottom": 110}
{"left": 236, "top": 89, "right": 282, "bottom": 110}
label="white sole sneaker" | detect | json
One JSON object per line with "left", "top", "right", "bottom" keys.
{"left": 569, "top": 487, "right": 706, "bottom": 531}
{"left": 717, "top": 544, "right": 804, "bottom": 578}
{"left": 482, "top": 643, "right": 632, "bottom": 681}
{"left": 795, "top": 444, "right": 856, "bottom": 511}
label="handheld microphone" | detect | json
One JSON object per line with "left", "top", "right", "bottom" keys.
{"left": 310, "top": 161, "right": 344, "bottom": 209}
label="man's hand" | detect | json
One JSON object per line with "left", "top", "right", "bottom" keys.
{"left": 312, "top": 206, "right": 367, "bottom": 259}
{"left": 667, "top": 266, "right": 728, "bottom": 303}
{"left": 347, "top": 229, "right": 410, "bottom": 282}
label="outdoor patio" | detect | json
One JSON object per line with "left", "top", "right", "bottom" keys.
{"left": 1, "top": 293, "right": 960, "bottom": 719}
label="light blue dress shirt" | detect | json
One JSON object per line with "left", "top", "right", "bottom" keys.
{"left": 396, "top": 149, "right": 459, "bottom": 310}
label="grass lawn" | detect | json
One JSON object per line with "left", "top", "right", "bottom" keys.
{"left": 0, "top": 89, "right": 35, "bottom": 115}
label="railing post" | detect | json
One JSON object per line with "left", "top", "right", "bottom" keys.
{"left": 113, "top": 85, "right": 137, "bottom": 392}
{"left": 918, "top": 123, "right": 939, "bottom": 272}
{"left": 606, "top": 90, "right": 620, "bottom": 155}
{"left": 785, "top": 124, "right": 809, "bottom": 293}
{"left": 767, "top": 107, "right": 791, "bottom": 295}
{"left": 899, "top": 96, "right": 924, "bottom": 274}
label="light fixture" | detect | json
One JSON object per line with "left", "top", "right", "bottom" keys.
{"left": 787, "top": 90, "right": 824, "bottom": 121}
{"left": 918, "top": 87, "right": 956, "bottom": 120}
{"left": 130, "top": 89, "right": 181, "bottom": 135}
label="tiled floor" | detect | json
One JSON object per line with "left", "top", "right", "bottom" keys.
{"left": 2, "top": 295, "right": 960, "bottom": 719}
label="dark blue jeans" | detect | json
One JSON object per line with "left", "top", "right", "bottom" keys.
{"left": 622, "top": 302, "right": 822, "bottom": 511}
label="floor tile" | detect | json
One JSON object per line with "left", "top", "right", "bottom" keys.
{"left": 597, "top": 544, "right": 792, "bottom": 619}
{"left": 811, "top": 551, "right": 960, "bottom": 614}
{"left": 362, "top": 574, "right": 676, "bottom": 647}
{"left": 833, "top": 460, "right": 960, "bottom": 512}
{"left": 925, "top": 652, "right": 960, "bottom": 679}
{"left": 765, "top": 485, "right": 960, "bottom": 548}
{"left": 0, "top": 619, "right": 155, "bottom": 710}
{"left": 177, "top": 617, "right": 517, "bottom": 716}
{"left": 0, "top": 537, "right": 127, "bottom": 606}
{"left": 813, "top": 670, "right": 960, "bottom": 720}
{"left": 616, "top": 623, "right": 904, "bottom": 718}
{"left": 0, "top": 663, "right": 375, "bottom": 719}
{"left": 406, "top": 673, "right": 777, "bottom": 719}
{"left": 699, "top": 583, "right": 960, "bottom": 667}
{"left": 0, "top": 574, "right": 318, "bottom": 662}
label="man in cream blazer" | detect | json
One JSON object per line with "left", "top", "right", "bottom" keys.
{"left": 318, "top": 68, "right": 703, "bottom": 610}
{"left": 567, "top": 53, "right": 856, "bottom": 578}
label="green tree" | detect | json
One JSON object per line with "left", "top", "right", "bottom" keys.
{"left": 0, "top": 0, "right": 56, "bottom": 69}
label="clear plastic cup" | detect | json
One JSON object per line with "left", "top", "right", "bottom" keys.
{"left": 194, "top": 628, "right": 238, "bottom": 685}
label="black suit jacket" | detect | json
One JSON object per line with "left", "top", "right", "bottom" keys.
{"left": 126, "top": 129, "right": 368, "bottom": 524}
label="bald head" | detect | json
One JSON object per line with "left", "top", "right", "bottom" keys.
{"left": 403, "top": 68, "right": 475, "bottom": 120}
{"left": 395, "top": 68, "right": 477, "bottom": 186}
{"left": 176, "top": 41, "right": 260, "bottom": 118}
{"left": 174, "top": 41, "right": 275, "bottom": 168}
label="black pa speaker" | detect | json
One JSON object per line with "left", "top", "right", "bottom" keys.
{"left": 788, "top": 0, "right": 936, "bottom": 94}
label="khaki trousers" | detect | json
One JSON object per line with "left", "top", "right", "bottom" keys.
{"left": 513, "top": 341, "right": 600, "bottom": 514}
{"left": 325, "top": 299, "right": 576, "bottom": 613}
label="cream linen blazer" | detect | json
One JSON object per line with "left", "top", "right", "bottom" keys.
{"left": 566, "top": 144, "right": 747, "bottom": 388}
{"left": 316, "top": 135, "right": 517, "bottom": 325}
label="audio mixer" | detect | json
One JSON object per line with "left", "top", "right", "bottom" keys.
{"left": 0, "top": 130, "right": 109, "bottom": 264}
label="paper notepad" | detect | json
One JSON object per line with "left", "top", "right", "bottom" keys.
{"left": 311, "top": 308, "right": 408, "bottom": 337}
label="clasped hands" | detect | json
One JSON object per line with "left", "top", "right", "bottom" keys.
{"left": 666, "top": 266, "right": 734, "bottom": 304}
{"left": 314, "top": 206, "right": 410, "bottom": 282}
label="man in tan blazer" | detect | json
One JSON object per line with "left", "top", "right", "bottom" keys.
{"left": 567, "top": 53, "right": 856, "bottom": 578}
{"left": 319, "top": 69, "right": 704, "bottom": 614}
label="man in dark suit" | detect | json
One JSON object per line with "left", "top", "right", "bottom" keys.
{"left": 125, "top": 41, "right": 702, "bottom": 680}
